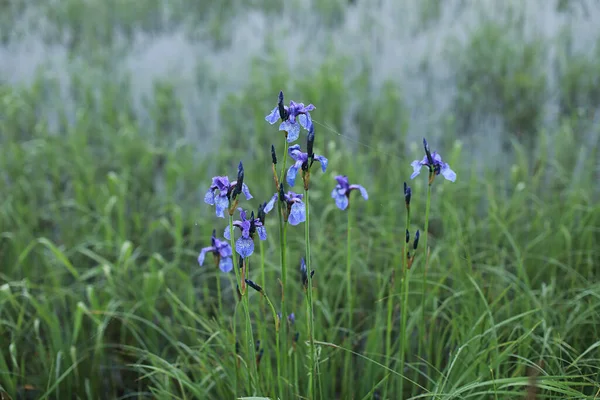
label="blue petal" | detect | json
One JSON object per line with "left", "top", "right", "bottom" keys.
{"left": 410, "top": 160, "right": 422, "bottom": 180}
{"left": 264, "top": 193, "right": 278, "bottom": 214}
{"left": 219, "top": 256, "right": 233, "bottom": 273}
{"left": 350, "top": 184, "right": 369, "bottom": 200}
{"left": 287, "top": 162, "right": 301, "bottom": 186}
{"left": 236, "top": 237, "right": 254, "bottom": 258}
{"left": 204, "top": 188, "right": 215, "bottom": 205}
{"left": 224, "top": 225, "right": 236, "bottom": 240}
{"left": 286, "top": 123, "right": 300, "bottom": 143}
{"left": 298, "top": 113, "right": 312, "bottom": 130}
{"left": 441, "top": 163, "right": 456, "bottom": 182}
{"left": 197, "top": 247, "right": 211, "bottom": 266}
{"left": 242, "top": 183, "right": 253, "bottom": 200}
{"left": 257, "top": 226, "right": 267, "bottom": 240}
{"left": 288, "top": 202, "right": 306, "bottom": 225}
{"left": 265, "top": 106, "right": 280, "bottom": 124}
{"left": 215, "top": 195, "right": 229, "bottom": 218}
{"left": 315, "top": 155, "right": 328, "bottom": 172}
{"left": 334, "top": 193, "right": 348, "bottom": 210}
{"left": 218, "top": 243, "right": 232, "bottom": 258}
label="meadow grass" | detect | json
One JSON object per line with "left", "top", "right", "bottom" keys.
{"left": 2, "top": 2, "right": 600, "bottom": 399}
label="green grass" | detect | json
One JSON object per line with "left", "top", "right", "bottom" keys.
{"left": 1, "top": 2, "right": 600, "bottom": 399}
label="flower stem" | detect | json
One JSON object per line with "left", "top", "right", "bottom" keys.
{"left": 304, "top": 187, "right": 317, "bottom": 400}
{"left": 278, "top": 138, "right": 289, "bottom": 397}
{"left": 229, "top": 215, "right": 257, "bottom": 393}
{"left": 344, "top": 205, "right": 353, "bottom": 398}
{"left": 216, "top": 264, "right": 223, "bottom": 316}
{"left": 398, "top": 203, "right": 412, "bottom": 397}
{"left": 417, "top": 181, "right": 433, "bottom": 385}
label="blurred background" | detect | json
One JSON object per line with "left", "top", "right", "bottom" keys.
{"left": 1, "top": 0, "right": 600, "bottom": 398}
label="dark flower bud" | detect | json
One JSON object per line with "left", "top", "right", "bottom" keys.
{"left": 232, "top": 161, "right": 244, "bottom": 200}
{"left": 245, "top": 279, "right": 263, "bottom": 293}
{"left": 279, "top": 183, "right": 285, "bottom": 202}
{"left": 239, "top": 255, "right": 244, "bottom": 269}
{"left": 271, "top": 144, "right": 277, "bottom": 165}
{"left": 413, "top": 230, "right": 420, "bottom": 250}
{"left": 211, "top": 229, "right": 217, "bottom": 246}
{"left": 278, "top": 91, "right": 288, "bottom": 121}
{"left": 404, "top": 182, "right": 412, "bottom": 206}
{"left": 307, "top": 124, "right": 315, "bottom": 167}
{"left": 293, "top": 332, "right": 299, "bottom": 343}
{"left": 405, "top": 229, "right": 410, "bottom": 244}
{"left": 423, "top": 138, "right": 434, "bottom": 167}
{"left": 256, "top": 348, "right": 264, "bottom": 365}
{"left": 258, "top": 202, "right": 266, "bottom": 224}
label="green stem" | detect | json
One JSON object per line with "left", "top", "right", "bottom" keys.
{"left": 216, "top": 263, "right": 223, "bottom": 316}
{"left": 344, "top": 205, "right": 353, "bottom": 398}
{"left": 398, "top": 204, "right": 411, "bottom": 397}
{"left": 304, "top": 187, "right": 317, "bottom": 399}
{"left": 278, "top": 138, "right": 289, "bottom": 397}
{"left": 229, "top": 215, "right": 257, "bottom": 394}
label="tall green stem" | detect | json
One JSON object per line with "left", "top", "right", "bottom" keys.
{"left": 278, "top": 138, "right": 289, "bottom": 396}
{"left": 344, "top": 205, "right": 353, "bottom": 398}
{"left": 304, "top": 187, "right": 317, "bottom": 399}
{"left": 229, "top": 215, "right": 257, "bottom": 393}
{"left": 398, "top": 202, "right": 412, "bottom": 397}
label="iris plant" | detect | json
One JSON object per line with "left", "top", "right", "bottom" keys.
{"left": 265, "top": 90, "right": 315, "bottom": 143}
{"left": 204, "top": 162, "right": 252, "bottom": 217}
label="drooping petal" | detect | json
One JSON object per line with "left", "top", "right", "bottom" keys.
{"left": 219, "top": 256, "right": 233, "bottom": 273}
{"left": 314, "top": 154, "right": 328, "bottom": 172}
{"left": 297, "top": 113, "right": 312, "bottom": 130}
{"left": 349, "top": 184, "right": 369, "bottom": 200}
{"left": 236, "top": 236, "right": 254, "bottom": 258}
{"left": 288, "top": 201, "right": 306, "bottom": 225}
{"left": 256, "top": 226, "right": 267, "bottom": 240}
{"left": 410, "top": 160, "right": 423, "bottom": 180}
{"left": 264, "top": 193, "right": 278, "bottom": 214}
{"left": 441, "top": 163, "right": 457, "bottom": 182}
{"left": 286, "top": 122, "right": 300, "bottom": 143}
{"left": 334, "top": 192, "right": 348, "bottom": 210}
{"left": 215, "top": 195, "right": 229, "bottom": 218}
{"left": 287, "top": 161, "right": 302, "bottom": 187}
{"left": 197, "top": 247, "right": 212, "bottom": 266}
{"left": 204, "top": 188, "right": 215, "bottom": 205}
{"left": 223, "top": 225, "right": 233, "bottom": 240}
{"left": 265, "top": 106, "right": 280, "bottom": 124}
{"left": 241, "top": 183, "right": 253, "bottom": 200}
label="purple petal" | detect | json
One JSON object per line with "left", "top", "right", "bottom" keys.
{"left": 286, "top": 122, "right": 300, "bottom": 143}
{"left": 204, "top": 188, "right": 215, "bottom": 205}
{"left": 288, "top": 201, "right": 306, "bottom": 225}
{"left": 314, "top": 155, "right": 328, "bottom": 172}
{"left": 410, "top": 160, "right": 423, "bottom": 180}
{"left": 264, "top": 193, "right": 278, "bottom": 214}
{"left": 441, "top": 163, "right": 456, "bottom": 182}
{"left": 303, "top": 104, "right": 315, "bottom": 112}
{"left": 215, "top": 195, "right": 229, "bottom": 218}
{"left": 236, "top": 237, "right": 254, "bottom": 258}
{"left": 197, "top": 247, "right": 212, "bottom": 266}
{"left": 224, "top": 225, "right": 233, "bottom": 240}
{"left": 265, "top": 106, "right": 280, "bottom": 124}
{"left": 335, "top": 175, "right": 349, "bottom": 188}
{"left": 287, "top": 161, "right": 302, "bottom": 187}
{"left": 218, "top": 242, "right": 232, "bottom": 258}
{"left": 241, "top": 183, "right": 253, "bottom": 200}
{"left": 257, "top": 226, "right": 267, "bottom": 240}
{"left": 219, "top": 256, "right": 233, "bottom": 273}
{"left": 350, "top": 184, "right": 369, "bottom": 200}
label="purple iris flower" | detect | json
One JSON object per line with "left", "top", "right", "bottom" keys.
{"left": 265, "top": 189, "right": 306, "bottom": 225}
{"left": 223, "top": 208, "right": 267, "bottom": 258}
{"left": 265, "top": 91, "right": 315, "bottom": 143}
{"left": 198, "top": 229, "right": 233, "bottom": 273}
{"left": 410, "top": 138, "right": 456, "bottom": 182}
{"left": 331, "top": 175, "right": 368, "bottom": 210}
{"left": 204, "top": 162, "right": 253, "bottom": 218}
{"left": 286, "top": 144, "right": 328, "bottom": 187}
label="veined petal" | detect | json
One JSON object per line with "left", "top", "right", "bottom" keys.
{"left": 204, "top": 188, "right": 215, "bottom": 205}
{"left": 219, "top": 256, "right": 233, "bottom": 273}
{"left": 265, "top": 106, "right": 280, "bottom": 124}
{"left": 236, "top": 237, "right": 254, "bottom": 258}
{"left": 241, "top": 183, "right": 253, "bottom": 200}
{"left": 264, "top": 193, "right": 278, "bottom": 214}
{"left": 215, "top": 195, "right": 229, "bottom": 218}
{"left": 288, "top": 144, "right": 302, "bottom": 160}
{"left": 256, "top": 226, "right": 267, "bottom": 240}
{"left": 410, "top": 160, "right": 423, "bottom": 180}
{"left": 218, "top": 242, "right": 232, "bottom": 258}
{"left": 314, "top": 154, "right": 328, "bottom": 172}
{"left": 297, "top": 113, "right": 312, "bottom": 130}
{"left": 287, "top": 161, "right": 302, "bottom": 187}
{"left": 288, "top": 201, "right": 306, "bottom": 225}
{"left": 197, "top": 247, "right": 212, "bottom": 266}
{"left": 286, "top": 123, "right": 300, "bottom": 143}
{"left": 223, "top": 225, "right": 234, "bottom": 240}
{"left": 334, "top": 193, "right": 348, "bottom": 210}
